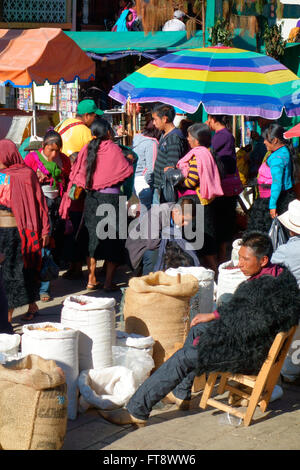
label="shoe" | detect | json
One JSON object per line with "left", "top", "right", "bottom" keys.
{"left": 163, "top": 392, "right": 190, "bottom": 410}
{"left": 40, "top": 293, "right": 51, "bottom": 302}
{"left": 86, "top": 282, "right": 102, "bottom": 291}
{"left": 21, "top": 307, "right": 39, "bottom": 322}
{"left": 98, "top": 408, "right": 147, "bottom": 428}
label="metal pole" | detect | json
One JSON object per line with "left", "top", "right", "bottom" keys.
{"left": 31, "top": 84, "right": 37, "bottom": 137}
{"left": 72, "top": 0, "right": 77, "bottom": 31}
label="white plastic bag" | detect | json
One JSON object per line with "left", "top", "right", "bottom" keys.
{"left": 21, "top": 322, "right": 79, "bottom": 420}
{"left": 217, "top": 260, "right": 249, "bottom": 303}
{"left": 165, "top": 267, "right": 215, "bottom": 318}
{"left": 0, "top": 334, "right": 20, "bottom": 356}
{"left": 78, "top": 367, "right": 136, "bottom": 411}
{"left": 61, "top": 295, "right": 116, "bottom": 372}
{"left": 112, "top": 345, "right": 154, "bottom": 388}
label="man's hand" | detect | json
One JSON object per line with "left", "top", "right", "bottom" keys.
{"left": 190, "top": 313, "right": 215, "bottom": 328}
{"left": 270, "top": 209, "right": 277, "bottom": 219}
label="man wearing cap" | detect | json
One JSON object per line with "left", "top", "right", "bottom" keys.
{"left": 271, "top": 199, "right": 300, "bottom": 288}
{"left": 55, "top": 99, "right": 104, "bottom": 163}
{"left": 162, "top": 10, "right": 186, "bottom": 32}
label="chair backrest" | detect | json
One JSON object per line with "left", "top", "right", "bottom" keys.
{"left": 256, "top": 326, "right": 297, "bottom": 382}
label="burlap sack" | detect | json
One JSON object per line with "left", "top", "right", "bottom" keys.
{"left": 124, "top": 271, "right": 198, "bottom": 369}
{"left": 0, "top": 354, "right": 68, "bottom": 450}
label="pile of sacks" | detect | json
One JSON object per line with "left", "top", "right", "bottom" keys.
{"left": 0, "top": 295, "right": 155, "bottom": 426}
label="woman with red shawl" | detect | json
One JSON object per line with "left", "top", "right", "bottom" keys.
{"left": 0, "top": 140, "right": 50, "bottom": 323}
{"left": 60, "top": 118, "right": 133, "bottom": 291}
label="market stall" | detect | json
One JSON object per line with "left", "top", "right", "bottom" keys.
{"left": 0, "top": 28, "right": 95, "bottom": 143}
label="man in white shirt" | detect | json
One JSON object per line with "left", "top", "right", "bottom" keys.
{"left": 162, "top": 10, "right": 186, "bottom": 32}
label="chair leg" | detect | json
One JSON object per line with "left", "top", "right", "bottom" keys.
{"left": 243, "top": 379, "right": 266, "bottom": 426}
{"left": 200, "top": 372, "right": 219, "bottom": 409}
{"left": 218, "top": 373, "right": 229, "bottom": 394}
{"left": 259, "top": 369, "right": 281, "bottom": 412}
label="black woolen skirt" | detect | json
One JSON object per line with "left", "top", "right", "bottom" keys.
{"left": 247, "top": 188, "right": 296, "bottom": 234}
{"left": 83, "top": 191, "right": 126, "bottom": 264}
{"left": 0, "top": 227, "right": 39, "bottom": 309}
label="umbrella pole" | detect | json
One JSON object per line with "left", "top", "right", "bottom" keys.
{"left": 31, "top": 83, "right": 37, "bottom": 137}
{"left": 241, "top": 115, "right": 245, "bottom": 148}
{"left": 232, "top": 115, "right": 236, "bottom": 140}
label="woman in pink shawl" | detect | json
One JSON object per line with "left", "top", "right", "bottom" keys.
{"left": 0, "top": 140, "right": 50, "bottom": 322}
{"left": 60, "top": 118, "right": 133, "bottom": 291}
{"left": 176, "top": 123, "right": 223, "bottom": 276}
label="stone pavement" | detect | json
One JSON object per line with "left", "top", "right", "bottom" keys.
{"left": 11, "top": 264, "right": 300, "bottom": 451}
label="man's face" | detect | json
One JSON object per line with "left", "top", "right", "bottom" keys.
{"left": 238, "top": 245, "right": 268, "bottom": 277}
{"left": 152, "top": 112, "right": 167, "bottom": 132}
{"left": 82, "top": 112, "right": 96, "bottom": 127}
{"left": 172, "top": 208, "right": 193, "bottom": 227}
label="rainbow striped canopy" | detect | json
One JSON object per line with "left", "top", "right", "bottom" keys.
{"left": 109, "top": 46, "right": 300, "bottom": 119}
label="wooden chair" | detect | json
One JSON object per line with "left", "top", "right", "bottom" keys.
{"left": 199, "top": 326, "right": 297, "bottom": 426}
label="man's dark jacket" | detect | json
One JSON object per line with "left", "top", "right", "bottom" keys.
{"left": 196, "top": 268, "right": 300, "bottom": 376}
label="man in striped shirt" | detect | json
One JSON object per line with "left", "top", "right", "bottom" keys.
{"left": 152, "top": 104, "right": 188, "bottom": 203}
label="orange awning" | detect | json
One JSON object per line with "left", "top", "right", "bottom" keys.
{"left": 0, "top": 28, "right": 95, "bottom": 87}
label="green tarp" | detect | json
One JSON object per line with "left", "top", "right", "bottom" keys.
{"left": 65, "top": 31, "right": 204, "bottom": 54}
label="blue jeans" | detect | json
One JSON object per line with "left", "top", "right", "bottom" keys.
{"left": 39, "top": 248, "right": 50, "bottom": 296}
{"left": 127, "top": 323, "right": 208, "bottom": 421}
{"left": 152, "top": 188, "right": 161, "bottom": 205}
{"left": 142, "top": 248, "right": 159, "bottom": 275}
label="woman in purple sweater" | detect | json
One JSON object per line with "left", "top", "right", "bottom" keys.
{"left": 207, "top": 115, "right": 242, "bottom": 264}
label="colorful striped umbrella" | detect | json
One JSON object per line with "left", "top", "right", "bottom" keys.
{"left": 109, "top": 46, "right": 300, "bottom": 119}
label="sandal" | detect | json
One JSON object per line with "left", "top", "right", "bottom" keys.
{"left": 86, "top": 282, "right": 102, "bottom": 291}
{"left": 21, "top": 310, "right": 39, "bottom": 322}
{"left": 40, "top": 293, "right": 51, "bottom": 302}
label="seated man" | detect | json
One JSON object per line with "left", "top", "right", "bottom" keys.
{"left": 125, "top": 197, "right": 200, "bottom": 275}
{"left": 99, "top": 231, "right": 300, "bottom": 427}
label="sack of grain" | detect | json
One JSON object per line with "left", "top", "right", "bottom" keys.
{"left": 21, "top": 323, "right": 79, "bottom": 420}
{"left": 78, "top": 366, "right": 136, "bottom": 412}
{"left": 124, "top": 271, "right": 198, "bottom": 369}
{"left": 61, "top": 295, "right": 116, "bottom": 371}
{"left": 0, "top": 354, "right": 67, "bottom": 450}
{"left": 217, "top": 260, "right": 249, "bottom": 304}
{"left": 165, "top": 267, "right": 215, "bottom": 319}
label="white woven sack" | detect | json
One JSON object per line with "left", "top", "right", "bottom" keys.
{"left": 217, "top": 261, "right": 249, "bottom": 302}
{"left": 116, "top": 330, "right": 155, "bottom": 356}
{"left": 21, "top": 322, "right": 79, "bottom": 420}
{"left": 165, "top": 267, "right": 215, "bottom": 315}
{"left": 78, "top": 366, "right": 136, "bottom": 412}
{"left": 0, "top": 334, "right": 20, "bottom": 356}
{"left": 61, "top": 295, "right": 116, "bottom": 372}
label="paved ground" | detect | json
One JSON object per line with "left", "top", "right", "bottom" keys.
{"left": 11, "top": 263, "right": 300, "bottom": 451}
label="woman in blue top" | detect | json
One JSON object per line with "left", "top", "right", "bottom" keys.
{"left": 247, "top": 124, "right": 296, "bottom": 233}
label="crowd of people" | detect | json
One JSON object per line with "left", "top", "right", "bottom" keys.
{"left": 0, "top": 94, "right": 299, "bottom": 422}
{"left": 112, "top": 1, "right": 188, "bottom": 32}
